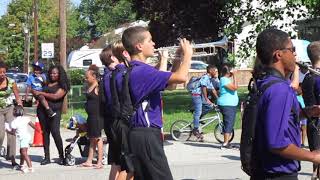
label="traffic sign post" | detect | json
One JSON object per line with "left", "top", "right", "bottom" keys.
{"left": 41, "top": 43, "right": 54, "bottom": 59}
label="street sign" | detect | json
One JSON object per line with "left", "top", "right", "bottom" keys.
{"left": 41, "top": 43, "right": 54, "bottom": 59}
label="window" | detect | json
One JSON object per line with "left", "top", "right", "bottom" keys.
{"left": 83, "top": 59, "right": 92, "bottom": 66}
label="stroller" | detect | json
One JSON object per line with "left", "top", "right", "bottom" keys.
{"left": 64, "top": 114, "right": 108, "bottom": 166}
{"left": 0, "top": 146, "right": 6, "bottom": 158}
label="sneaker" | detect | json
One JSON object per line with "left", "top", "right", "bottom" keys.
{"left": 40, "top": 158, "right": 51, "bottom": 165}
{"left": 192, "top": 129, "right": 204, "bottom": 141}
{"left": 20, "top": 166, "right": 30, "bottom": 173}
{"left": 221, "top": 143, "right": 233, "bottom": 150}
{"left": 46, "top": 108, "right": 56, "bottom": 117}
{"left": 28, "top": 168, "right": 34, "bottom": 173}
{"left": 12, "top": 164, "right": 21, "bottom": 170}
{"left": 58, "top": 157, "right": 66, "bottom": 165}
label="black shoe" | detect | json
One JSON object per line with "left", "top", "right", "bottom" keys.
{"left": 192, "top": 129, "right": 204, "bottom": 141}
{"left": 40, "top": 158, "right": 51, "bottom": 165}
{"left": 46, "top": 108, "right": 56, "bottom": 117}
{"left": 58, "top": 157, "right": 66, "bottom": 165}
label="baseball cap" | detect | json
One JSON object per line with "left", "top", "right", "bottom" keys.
{"left": 32, "top": 61, "right": 45, "bottom": 70}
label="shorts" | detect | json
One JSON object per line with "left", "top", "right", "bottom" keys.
{"left": 129, "top": 127, "right": 173, "bottom": 180}
{"left": 108, "top": 119, "right": 129, "bottom": 168}
{"left": 219, "top": 105, "right": 237, "bottom": 133}
{"left": 107, "top": 135, "right": 121, "bottom": 165}
{"left": 19, "top": 136, "right": 31, "bottom": 148}
{"left": 300, "top": 119, "right": 307, "bottom": 126}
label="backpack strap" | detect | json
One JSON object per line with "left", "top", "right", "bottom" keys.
{"left": 120, "top": 66, "right": 150, "bottom": 125}
{"left": 257, "top": 79, "right": 283, "bottom": 95}
{"left": 110, "top": 69, "right": 121, "bottom": 119}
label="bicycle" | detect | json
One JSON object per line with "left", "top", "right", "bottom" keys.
{"left": 170, "top": 106, "right": 234, "bottom": 143}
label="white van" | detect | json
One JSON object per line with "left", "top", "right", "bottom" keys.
{"left": 68, "top": 49, "right": 103, "bottom": 69}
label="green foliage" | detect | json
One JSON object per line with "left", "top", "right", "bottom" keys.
{"left": 0, "top": 0, "right": 85, "bottom": 68}
{"left": 68, "top": 68, "right": 85, "bottom": 85}
{"left": 224, "top": 1, "right": 310, "bottom": 63}
{"left": 77, "top": 0, "right": 136, "bottom": 40}
{"left": 133, "top": 0, "right": 235, "bottom": 48}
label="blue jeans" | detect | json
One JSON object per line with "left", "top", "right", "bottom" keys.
{"left": 192, "top": 95, "right": 213, "bottom": 129}
{"left": 219, "top": 106, "right": 237, "bottom": 133}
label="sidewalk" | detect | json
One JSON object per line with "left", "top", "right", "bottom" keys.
{"left": 0, "top": 116, "right": 314, "bottom": 180}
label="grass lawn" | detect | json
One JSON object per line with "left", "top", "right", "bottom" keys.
{"left": 63, "top": 87, "right": 249, "bottom": 132}
{"left": 162, "top": 87, "right": 248, "bottom": 132}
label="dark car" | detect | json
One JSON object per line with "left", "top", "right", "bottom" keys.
{"left": 6, "top": 73, "right": 33, "bottom": 107}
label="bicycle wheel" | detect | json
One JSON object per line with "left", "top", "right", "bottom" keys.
{"left": 214, "top": 124, "right": 234, "bottom": 143}
{"left": 170, "top": 120, "right": 192, "bottom": 141}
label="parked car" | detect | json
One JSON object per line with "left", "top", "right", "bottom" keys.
{"left": 6, "top": 73, "right": 33, "bottom": 107}
{"left": 190, "top": 60, "right": 208, "bottom": 71}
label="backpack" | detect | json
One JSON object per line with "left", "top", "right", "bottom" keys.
{"left": 240, "top": 77, "right": 282, "bottom": 176}
{"left": 186, "top": 76, "right": 201, "bottom": 93}
{"left": 109, "top": 64, "right": 149, "bottom": 173}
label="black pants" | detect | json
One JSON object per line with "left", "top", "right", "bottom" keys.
{"left": 37, "top": 107, "right": 64, "bottom": 158}
{"left": 129, "top": 127, "right": 173, "bottom": 180}
{"left": 307, "top": 119, "right": 320, "bottom": 151}
{"left": 251, "top": 173, "right": 298, "bottom": 180}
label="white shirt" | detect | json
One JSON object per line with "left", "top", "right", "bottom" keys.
{"left": 10, "top": 116, "right": 31, "bottom": 140}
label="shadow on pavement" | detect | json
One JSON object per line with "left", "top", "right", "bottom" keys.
{"left": 25, "top": 155, "right": 43, "bottom": 163}
{"left": 183, "top": 142, "right": 221, "bottom": 149}
{"left": 221, "top": 155, "right": 240, "bottom": 161}
{"left": 298, "top": 172, "right": 312, "bottom": 176}
{"left": 0, "top": 160, "right": 12, "bottom": 169}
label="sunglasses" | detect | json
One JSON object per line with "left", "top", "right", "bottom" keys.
{"left": 280, "top": 46, "right": 296, "bottom": 53}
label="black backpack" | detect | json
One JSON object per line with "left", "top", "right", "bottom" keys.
{"left": 109, "top": 64, "right": 149, "bottom": 173}
{"left": 240, "top": 77, "right": 282, "bottom": 176}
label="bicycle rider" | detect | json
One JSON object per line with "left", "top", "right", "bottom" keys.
{"left": 191, "top": 64, "right": 219, "bottom": 140}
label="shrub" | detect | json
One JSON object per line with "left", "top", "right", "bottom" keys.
{"left": 68, "top": 68, "right": 85, "bottom": 85}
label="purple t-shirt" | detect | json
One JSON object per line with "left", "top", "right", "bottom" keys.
{"left": 128, "top": 60, "right": 171, "bottom": 128}
{"left": 103, "top": 64, "right": 126, "bottom": 108}
{"left": 104, "top": 61, "right": 172, "bottom": 128}
{"left": 254, "top": 75, "right": 301, "bottom": 174}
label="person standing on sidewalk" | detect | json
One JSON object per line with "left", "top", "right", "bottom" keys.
{"left": 33, "top": 65, "right": 70, "bottom": 165}
{"left": 79, "top": 65, "right": 104, "bottom": 169}
{"left": 100, "top": 42, "right": 133, "bottom": 180}
{"left": 251, "top": 28, "right": 320, "bottom": 180}
{"left": 121, "top": 26, "right": 193, "bottom": 180}
{"left": 0, "top": 61, "right": 23, "bottom": 168}
{"left": 301, "top": 41, "right": 320, "bottom": 179}
{"left": 217, "top": 65, "right": 238, "bottom": 149}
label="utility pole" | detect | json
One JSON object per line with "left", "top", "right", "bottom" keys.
{"left": 23, "top": 22, "right": 30, "bottom": 73}
{"left": 59, "top": 0, "right": 68, "bottom": 113}
{"left": 59, "top": 0, "right": 67, "bottom": 70}
{"left": 33, "top": 0, "right": 38, "bottom": 62}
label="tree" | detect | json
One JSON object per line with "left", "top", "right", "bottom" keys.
{"left": 77, "top": 0, "right": 136, "bottom": 41}
{"left": 0, "top": 0, "right": 85, "bottom": 68}
{"left": 224, "top": 0, "right": 311, "bottom": 67}
{"left": 133, "top": 0, "right": 234, "bottom": 48}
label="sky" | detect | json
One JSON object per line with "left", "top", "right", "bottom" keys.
{"left": 0, "top": 0, "right": 81, "bottom": 16}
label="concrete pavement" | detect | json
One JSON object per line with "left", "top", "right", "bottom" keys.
{"left": 0, "top": 116, "right": 315, "bottom": 180}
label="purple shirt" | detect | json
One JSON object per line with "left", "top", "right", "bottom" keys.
{"left": 104, "top": 61, "right": 172, "bottom": 128}
{"left": 128, "top": 60, "right": 171, "bottom": 128}
{"left": 254, "top": 75, "right": 301, "bottom": 174}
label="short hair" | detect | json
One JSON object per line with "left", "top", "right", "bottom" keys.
{"left": 100, "top": 45, "right": 113, "bottom": 66}
{"left": 206, "top": 64, "right": 217, "bottom": 73}
{"left": 256, "top": 28, "right": 290, "bottom": 66}
{"left": 112, "top": 40, "right": 127, "bottom": 63}
{"left": 88, "top": 64, "right": 100, "bottom": 80}
{"left": 122, "top": 26, "right": 149, "bottom": 55}
{"left": 307, "top": 41, "right": 320, "bottom": 65}
{"left": 0, "top": 61, "right": 7, "bottom": 70}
